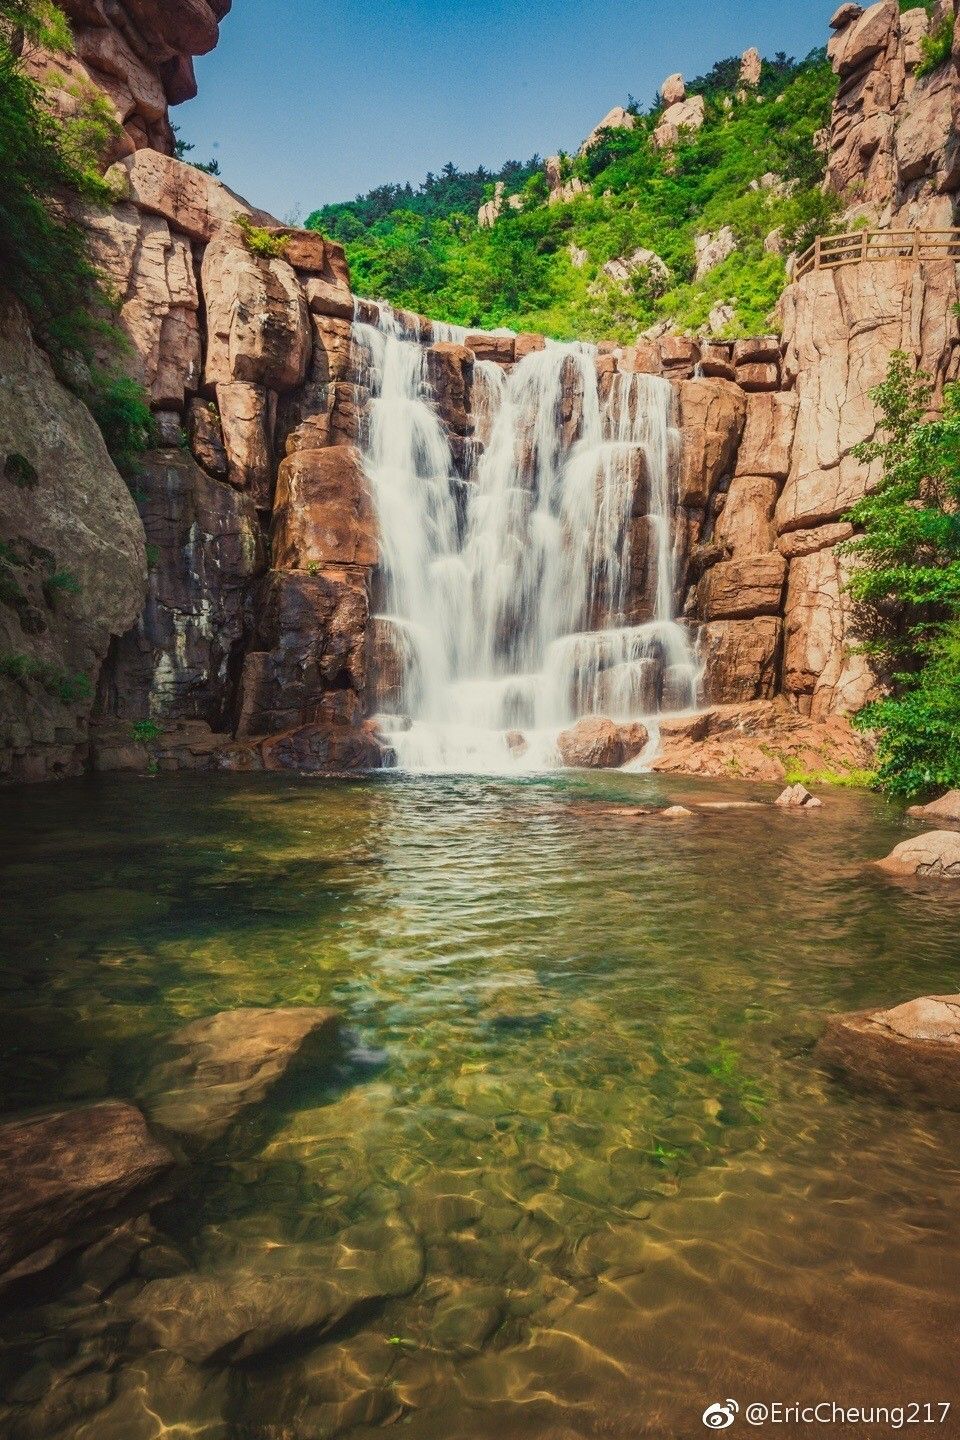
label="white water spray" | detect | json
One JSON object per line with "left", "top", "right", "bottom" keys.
{"left": 354, "top": 303, "right": 700, "bottom": 772}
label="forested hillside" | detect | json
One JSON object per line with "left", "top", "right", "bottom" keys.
{"left": 306, "top": 49, "right": 838, "bottom": 339}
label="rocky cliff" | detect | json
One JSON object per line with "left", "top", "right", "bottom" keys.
{"left": 3, "top": 0, "right": 959, "bottom": 782}
{"left": 22, "top": 0, "right": 231, "bottom": 158}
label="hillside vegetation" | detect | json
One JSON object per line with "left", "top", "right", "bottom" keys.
{"left": 307, "top": 50, "right": 839, "bottom": 340}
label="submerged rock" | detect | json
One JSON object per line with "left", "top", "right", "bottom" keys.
{"left": 141, "top": 1007, "right": 341, "bottom": 1144}
{"left": 129, "top": 1217, "right": 423, "bottom": 1364}
{"left": 908, "top": 790, "right": 960, "bottom": 827}
{"left": 875, "top": 831, "right": 960, "bottom": 881}
{"left": 0, "top": 1102, "right": 175, "bottom": 1278}
{"left": 774, "top": 783, "right": 823, "bottom": 808}
{"left": 557, "top": 717, "right": 648, "bottom": 769}
{"left": 816, "top": 995, "right": 960, "bottom": 1108}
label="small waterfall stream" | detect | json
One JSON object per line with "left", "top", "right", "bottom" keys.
{"left": 355, "top": 303, "right": 700, "bottom": 772}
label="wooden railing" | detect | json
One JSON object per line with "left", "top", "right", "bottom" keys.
{"left": 795, "top": 228, "right": 960, "bottom": 279}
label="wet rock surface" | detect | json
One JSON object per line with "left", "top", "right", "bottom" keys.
{"left": 557, "top": 717, "right": 649, "bottom": 769}
{"left": 875, "top": 831, "right": 960, "bottom": 880}
{"left": 0, "top": 1102, "right": 175, "bottom": 1279}
{"left": 817, "top": 995, "right": 960, "bottom": 1107}
{"left": 129, "top": 1216, "right": 424, "bottom": 1363}
{"left": 907, "top": 790, "right": 960, "bottom": 827}
{"left": 141, "top": 1007, "right": 341, "bottom": 1144}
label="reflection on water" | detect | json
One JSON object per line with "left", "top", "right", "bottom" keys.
{"left": 1, "top": 772, "right": 959, "bottom": 1438}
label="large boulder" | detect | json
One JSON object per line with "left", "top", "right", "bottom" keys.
{"left": 271, "top": 446, "right": 377, "bottom": 570}
{"left": 215, "top": 381, "right": 274, "bottom": 504}
{"left": 141, "top": 1007, "right": 341, "bottom": 1144}
{"left": 712, "top": 474, "right": 779, "bottom": 557}
{"left": 907, "top": 790, "right": 960, "bottom": 826}
{"left": 114, "top": 150, "right": 268, "bottom": 243}
{"left": 875, "top": 831, "right": 960, "bottom": 880}
{"left": 652, "top": 95, "right": 706, "bottom": 148}
{"left": 236, "top": 568, "right": 368, "bottom": 735}
{"left": 26, "top": 0, "right": 233, "bottom": 157}
{"left": 0, "top": 1102, "right": 175, "bottom": 1278}
{"left": 0, "top": 296, "right": 146, "bottom": 784}
{"left": 202, "top": 233, "right": 311, "bottom": 392}
{"left": 694, "top": 226, "right": 738, "bottom": 281}
{"left": 83, "top": 202, "right": 202, "bottom": 409}
{"left": 816, "top": 995, "right": 960, "bottom": 1107}
{"left": 426, "top": 343, "right": 474, "bottom": 436}
{"left": 698, "top": 618, "right": 783, "bottom": 703}
{"left": 676, "top": 379, "right": 747, "bottom": 508}
{"left": 557, "top": 717, "right": 648, "bottom": 768}
{"left": 601, "top": 248, "right": 670, "bottom": 294}
{"left": 697, "top": 552, "right": 787, "bottom": 620}
{"left": 580, "top": 105, "right": 636, "bottom": 152}
{"left": 734, "top": 391, "right": 798, "bottom": 480}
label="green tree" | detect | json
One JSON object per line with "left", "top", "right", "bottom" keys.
{"left": 843, "top": 352, "right": 960, "bottom": 797}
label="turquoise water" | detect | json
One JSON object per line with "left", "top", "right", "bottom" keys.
{"left": 1, "top": 772, "right": 958, "bottom": 1438}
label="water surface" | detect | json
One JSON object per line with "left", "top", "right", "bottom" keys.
{"left": 1, "top": 772, "right": 958, "bottom": 1438}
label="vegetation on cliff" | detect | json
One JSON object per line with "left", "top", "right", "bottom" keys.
{"left": 307, "top": 49, "right": 837, "bottom": 340}
{"left": 845, "top": 354, "right": 960, "bottom": 798}
{"left": 0, "top": 0, "right": 152, "bottom": 473}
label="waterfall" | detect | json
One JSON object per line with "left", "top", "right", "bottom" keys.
{"left": 354, "top": 302, "right": 701, "bottom": 772}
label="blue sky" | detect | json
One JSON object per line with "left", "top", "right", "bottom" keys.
{"left": 177, "top": 0, "right": 833, "bottom": 220}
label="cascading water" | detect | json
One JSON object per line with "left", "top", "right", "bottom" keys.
{"left": 354, "top": 302, "right": 701, "bottom": 773}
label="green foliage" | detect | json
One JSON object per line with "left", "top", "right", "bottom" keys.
{"left": 131, "top": 718, "right": 161, "bottom": 742}
{"left": 0, "top": 651, "right": 91, "bottom": 703}
{"left": 235, "top": 213, "right": 289, "bottom": 259}
{"left": 315, "top": 49, "right": 837, "bottom": 339}
{"left": 86, "top": 372, "right": 155, "bottom": 478}
{"left": 843, "top": 353, "right": 960, "bottom": 798}
{"left": 916, "top": 14, "right": 955, "bottom": 75}
{"left": 854, "top": 626, "right": 960, "bottom": 797}
{"left": 0, "top": 0, "right": 71, "bottom": 50}
{"left": 781, "top": 758, "right": 877, "bottom": 789}
{"left": 307, "top": 156, "right": 543, "bottom": 242}
{"left": 0, "top": 38, "right": 106, "bottom": 355}
{"left": 172, "top": 124, "right": 221, "bottom": 176}
{"left": 42, "top": 567, "right": 80, "bottom": 601}
{"left": 0, "top": 1, "right": 157, "bottom": 479}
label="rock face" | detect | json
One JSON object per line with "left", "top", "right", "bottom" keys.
{"left": 23, "top": 0, "right": 232, "bottom": 159}
{"left": 557, "top": 717, "right": 648, "bottom": 768}
{"left": 694, "top": 226, "right": 738, "bottom": 280}
{"left": 141, "top": 1007, "right": 341, "bottom": 1144}
{"left": 908, "top": 790, "right": 960, "bottom": 825}
{"left": 7, "top": 0, "right": 960, "bottom": 782}
{"left": 774, "top": 783, "right": 823, "bottom": 808}
{"left": 653, "top": 95, "right": 706, "bottom": 148}
{"left": 99, "top": 449, "right": 265, "bottom": 729}
{"left": 580, "top": 105, "right": 636, "bottom": 152}
{"left": 0, "top": 296, "right": 146, "bottom": 783}
{"left": 875, "top": 831, "right": 960, "bottom": 879}
{"left": 816, "top": 995, "right": 960, "bottom": 1107}
{"left": 824, "top": 0, "right": 960, "bottom": 224}
{"left": 601, "top": 248, "right": 670, "bottom": 293}
{"left": 0, "top": 1102, "right": 175, "bottom": 1278}
{"left": 650, "top": 699, "right": 875, "bottom": 782}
